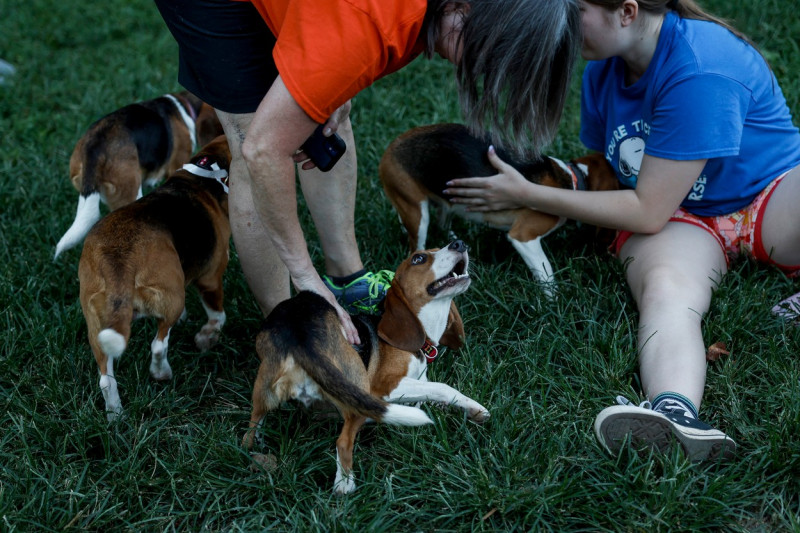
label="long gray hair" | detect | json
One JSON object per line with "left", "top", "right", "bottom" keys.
{"left": 425, "top": 0, "right": 582, "bottom": 158}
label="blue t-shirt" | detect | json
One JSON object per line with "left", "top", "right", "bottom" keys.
{"left": 580, "top": 12, "right": 800, "bottom": 216}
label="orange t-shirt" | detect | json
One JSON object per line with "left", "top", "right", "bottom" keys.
{"left": 247, "top": 0, "right": 428, "bottom": 123}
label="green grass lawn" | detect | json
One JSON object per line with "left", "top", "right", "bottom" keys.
{"left": 1, "top": 0, "right": 799, "bottom": 530}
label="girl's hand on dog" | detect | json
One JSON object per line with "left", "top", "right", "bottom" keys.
{"left": 444, "top": 146, "right": 532, "bottom": 211}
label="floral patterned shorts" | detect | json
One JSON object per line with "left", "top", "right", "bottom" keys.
{"left": 614, "top": 171, "right": 799, "bottom": 275}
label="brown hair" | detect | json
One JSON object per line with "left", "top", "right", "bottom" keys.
{"left": 585, "top": 0, "right": 757, "bottom": 47}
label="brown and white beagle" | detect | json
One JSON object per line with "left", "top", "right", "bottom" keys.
{"left": 379, "top": 123, "right": 618, "bottom": 296}
{"left": 55, "top": 90, "right": 224, "bottom": 258}
{"left": 243, "top": 240, "right": 488, "bottom": 494}
{"left": 78, "top": 135, "right": 231, "bottom": 421}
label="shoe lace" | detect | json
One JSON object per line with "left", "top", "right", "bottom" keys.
{"left": 615, "top": 395, "right": 652, "bottom": 410}
{"left": 365, "top": 270, "right": 394, "bottom": 299}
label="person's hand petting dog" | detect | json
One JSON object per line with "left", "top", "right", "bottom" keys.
{"left": 445, "top": 146, "right": 533, "bottom": 211}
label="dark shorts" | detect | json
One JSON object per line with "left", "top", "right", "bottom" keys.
{"left": 154, "top": 0, "right": 278, "bottom": 114}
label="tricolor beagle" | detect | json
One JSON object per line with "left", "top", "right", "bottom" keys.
{"left": 379, "top": 123, "right": 618, "bottom": 295}
{"left": 243, "top": 240, "right": 488, "bottom": 494}
{"left": 55, "top": 91, "right": 224, "bottom": 258}
{"left": 78, "top": 135, "right": 231, "bottom": 421}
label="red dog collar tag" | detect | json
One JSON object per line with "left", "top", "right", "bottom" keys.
{"left": 420, "top": 340, "right": 438, "bottom": 363}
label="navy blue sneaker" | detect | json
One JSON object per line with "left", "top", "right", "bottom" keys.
{"left": 322, "top": 270, "right": 394, "bottom": 315}
{"left": 594, "top": 396, "right": 736, "bottom": 461}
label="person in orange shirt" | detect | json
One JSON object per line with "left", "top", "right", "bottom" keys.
{"left": 155, "top": 0, "right": 581, "bottom": 344}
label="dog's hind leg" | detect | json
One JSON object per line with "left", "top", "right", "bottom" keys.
{"left": 243, "top": 332, "right": 290, "bottom": 450}
{"left": 194, "top": 274, "right": 226, "bottom": 352}
{"left": 149, "top": 301, "right": 186, "bottom": 381}
{"left": 387, "top": 378, "right": 490, "bottom": 423}
{"left": 82, "top": 287, "right": 132, "bottom": 421}
{"left": 379, "top": 157, "right": 431, "bottom": 251}
{"left": 507, "top": 210, "right": 564, "bottom": 298}
{"left": 149, "top": 321, "right": 174, "bottom": 381}
{"left": 508, "top": 235, "right": 556, "bottom": 297}
{"left": 93, "top": 328, "right": 129, "bottom": 421}
{"left": 333, "top": 413, "right": 366, "bottom": 495}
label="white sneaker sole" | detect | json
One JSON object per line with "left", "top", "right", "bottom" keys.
{"left": 594, "top": 405, "right": 736, "bottom": 461}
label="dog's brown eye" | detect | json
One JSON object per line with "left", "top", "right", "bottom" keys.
{"left": 411, "top": 254, "right": 427, "bottom": 265}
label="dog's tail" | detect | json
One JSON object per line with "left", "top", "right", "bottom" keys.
{"left": 55, "top": 192, "right": 102, "bottom": 259}
{"left": 97, "top": 328, "right": 127, "bottom": 360}
{"left": 291, "top": 346, "right": 432, "bottom": 427}
{"left": 381, "top": 404, "right": 433, "bottom": 426}
{"left": 267, "top": 292, "right": 431, "bottom": 427}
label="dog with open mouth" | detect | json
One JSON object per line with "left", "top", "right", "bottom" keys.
{"left": 243, "top": 240, "right": 488, "bottom": 494}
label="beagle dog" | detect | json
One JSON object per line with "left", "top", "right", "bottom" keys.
{"left": 379, "top": 123, "right": 618, "bottom": 296}
{"left": 55, "top": 90, "right": 224, "bottom": 258}
{"left": 243, "top": 240, "right": 488, "bottom": 495}
{"left": 78, "top": 135, "right": 231, "bottom": 421}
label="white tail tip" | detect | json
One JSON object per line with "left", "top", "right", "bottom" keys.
{"left": 382, "top": 404, "right": 433, "bottom": 426}
{"left": 54, "top": 193, "right": 102, "bottom": 259}
{"left": 98, "top": 329, "right": 126, "bottom": 359}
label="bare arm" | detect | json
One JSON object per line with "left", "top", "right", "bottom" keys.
{"left": 444, "top": 146, "right": 707, "bottom": 234}
{"left": 241, "top": 77, "right": 360, "bottom": 343}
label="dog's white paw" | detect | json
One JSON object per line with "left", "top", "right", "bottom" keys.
{"left": 195, "top": 325, "right": 221, "bottom": 351}
{"left": 249, "top": 453, "right": 278, "bottom": 473}
{"left": 333, "top": 473, "right": 356, "bottom": 495}
{"left": 468, "top": 405, "right": 490, "bottom": 424}
{"left": 149, "top": 360, "right": 173, "bottom": 381}
{"left": 106, "top": 408, "right": 126, "bottom": 422}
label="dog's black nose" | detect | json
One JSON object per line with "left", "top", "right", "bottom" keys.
{"left": 449, "top": 240, "right": 467, "bottom": 252}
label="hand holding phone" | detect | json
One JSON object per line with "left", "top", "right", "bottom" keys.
{"left": 300, "top": 124, "right": 347, "bottom": 172}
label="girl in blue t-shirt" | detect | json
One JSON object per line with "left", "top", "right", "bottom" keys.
{"left": 445, "top": 0, "right": 800, "bottom": 461}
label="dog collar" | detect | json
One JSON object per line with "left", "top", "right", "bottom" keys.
{"left": 419, "top": 339, "right": 439, "bottom": 363}
{"left": 164, "top": 94, "right": 197, "bottom": 151}
{"left": 182, "top": 157, "right": 229, "bottom": 194}
{"left": 566, "top": 161, "right": 588, "bottom": 191}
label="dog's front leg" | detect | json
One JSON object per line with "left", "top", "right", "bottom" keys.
{"left": 333, "top": 414, "right": 366, "bottom": 495}
{"left": 507, "top": 235, "right": 557, "bottom": 298}
{"left": 387, "top": 378, "right": 489, "bottom": 423}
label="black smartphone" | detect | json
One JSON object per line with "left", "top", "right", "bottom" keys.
{"left": 300, "top": 123, "right": 347, "bottom": 172}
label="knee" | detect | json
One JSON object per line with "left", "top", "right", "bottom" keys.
{"left": 240, "top": 136, "right": 261, "bottom": 169}
{"left": 635, "top": 265, "right": 710, "bottom": 312}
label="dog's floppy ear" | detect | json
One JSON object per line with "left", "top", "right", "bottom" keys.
{"left": 196, "top": 104, "right": 225, "bottom": 148}
{"left": 378, "top": 286, "right": 426, "bottom": 352}
{"left": 438, "top": 301, "right": 465, "bottom": 351}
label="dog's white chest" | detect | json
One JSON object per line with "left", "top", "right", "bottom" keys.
{"left": 404, "top": 355, "right": 428, "bottom": 382}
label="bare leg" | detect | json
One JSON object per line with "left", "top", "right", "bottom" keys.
{"left": 297, "top": 117, "right": 365, "bottom": 277}
{"left": 620, "top": 222, "right": 728, "bottom": 409}
{"left": 215, "top": 109, "right": 290, "bottom": 315}
{"left": 760, "top": 166, "right": 800, "bottom": 266}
